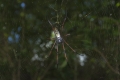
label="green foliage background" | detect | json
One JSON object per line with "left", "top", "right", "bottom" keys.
{"left": 0, "top": 0, "right": 120, "bottom": 80}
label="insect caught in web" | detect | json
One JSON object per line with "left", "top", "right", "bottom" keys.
{"left": 46, "top": 16, "right": 76, "bottom": 68}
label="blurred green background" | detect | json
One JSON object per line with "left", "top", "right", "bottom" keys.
{"left": 0, "top": 0, "right": 120, "bottom": 80}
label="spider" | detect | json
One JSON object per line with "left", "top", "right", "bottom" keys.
{"left": 46, "top": 17, "right": 76, "bottom": 68}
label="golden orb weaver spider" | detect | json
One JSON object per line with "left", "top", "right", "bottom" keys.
{"left": 46, "top": 17, "right": 76, "bottom": 68}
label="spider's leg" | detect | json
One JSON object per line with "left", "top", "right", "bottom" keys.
{"left": 46, "top": 41, "right": 56, "bottom": 58}
{"left": 56, "top": 43, "right": 59, "bottom": 68}
{"left": 64, "top": 34, "right": 70, "bottom": 37}
{"left": 48, "top": 20, "right": 54, "bottom": 30}
{"left": 61, "top": 11, "right": 67, "bottom": 31}
{"left": 62, "top": 42, "right": 68, "bottom": 61}
{"left": 63, "top": 39, "right": 76, "bottom": 53}
{"left": 62, "top": 42, "right": 73, "bottom": 70}
{"left": 61, "top": 17, "right": 66, "bottom": 31}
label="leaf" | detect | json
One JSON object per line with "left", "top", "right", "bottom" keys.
{"left": 116, "top": 2, "right": 120, "bottom": 7}
{"left": 60, "top": 60, "right": 67, "bottom": 68}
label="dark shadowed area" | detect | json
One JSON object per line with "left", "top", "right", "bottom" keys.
{"left": 0, "top": 0, "right": 120, "bottom": 80}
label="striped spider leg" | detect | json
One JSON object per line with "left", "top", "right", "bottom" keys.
{"left": 47, "top": 19, "right": 76, "bottom": 68}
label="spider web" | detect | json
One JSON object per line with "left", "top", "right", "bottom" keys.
{"left": 0, "top": 0, "right": 120, "bottom": 80}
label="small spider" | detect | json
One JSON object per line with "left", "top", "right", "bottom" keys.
{"left": 46, "top": 18, "right": 76, "bottom": 68}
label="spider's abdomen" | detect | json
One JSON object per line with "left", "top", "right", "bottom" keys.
{"left": 56, "top": 37, "right": 63, "bottom": 43}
